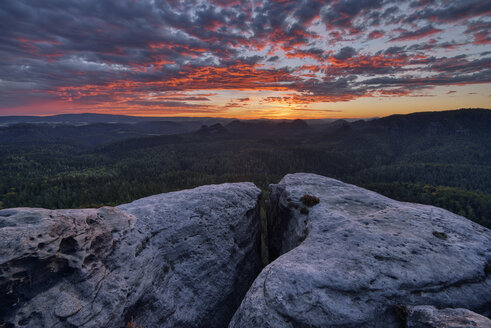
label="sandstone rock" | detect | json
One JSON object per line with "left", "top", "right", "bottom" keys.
{"left": 229, "top": 173, "right": 491, "bottom": 328}
{"left": 0, "top": 182, "right": 262, "bottom": 328}
{"left": 405, "top": 305, "right": 491, "bottom": 328}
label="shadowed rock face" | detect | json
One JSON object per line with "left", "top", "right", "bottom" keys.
{"left": 229, "top": 173, "right": 491, "bottom": 328}
{"left": 0, "top": 183, "right": 262, "bottom": 328}
{"left": 404, "top": 305, "right": 491, "bottom": 328}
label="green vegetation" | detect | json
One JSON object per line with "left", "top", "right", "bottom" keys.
{"left": 300, "top": 195, "right": 320, "bottom": 207}
{"left": 362, "top": 183, "right": 491, "bottom": 228}
{"left": 0, "top": 109, "right": 490, "bottom": 228}
{"left": 432, "top": 231, "right": 448, "bottom": 240}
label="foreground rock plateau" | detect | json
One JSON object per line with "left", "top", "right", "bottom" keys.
{"left": 0, "top": 183, "right": 262, "bottom": 328}
{"left": 229, "top": 173, "right": 491, "bottom": 328}
{"left": 2, "top": 173, "right": 490, "bottom": 328}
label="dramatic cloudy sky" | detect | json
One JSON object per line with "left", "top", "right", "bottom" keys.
{"left": 1, "top": 0, "right": 490, "bottom": 118}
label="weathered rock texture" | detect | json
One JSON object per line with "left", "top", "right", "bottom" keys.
{"left": 229, "top": 173, "right": 491, "bottom": 328}
{"left": 405, "top": 305, "right": 491, "bottom": 328}
{"left": 0, "top": 183, "right": 262, "bottom": 328}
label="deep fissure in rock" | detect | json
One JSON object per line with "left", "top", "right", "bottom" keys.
{"left": 266, "top": 186, "right": 310, "bottom": 261}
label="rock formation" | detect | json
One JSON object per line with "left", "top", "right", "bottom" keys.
{"left": 229, "top": 173, "right": 491, "bottom": 328}
{"left": 0, "top": 183, "right": 262, "bottom": 328}
{"left": 404, "top": 305, "right": 491, "bottom": 328}
{"left": 2, "top": 173, "right": 490, "bottom": 328}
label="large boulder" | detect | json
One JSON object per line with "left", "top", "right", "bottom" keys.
{"left": 229, "top": 173, "right": 491, "bottom": 328}
{"left": 0, "top": 182, "right": 262, "bottom": 328}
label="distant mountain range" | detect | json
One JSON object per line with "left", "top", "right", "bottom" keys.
{"left": 0, "top": 108, "right": 489, "bottom": 147}
{"left": 0, "top": 112, "right": 358, "bottom": 126}
{"left": 0, "top": 113, "right": 234, "bottom": 125}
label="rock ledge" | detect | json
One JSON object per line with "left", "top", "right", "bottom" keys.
{"left": 229, "top": 173, "right": 491, "bottom": 328}
{"left": 0, "top": 182, "right": 262, "bottom": 328}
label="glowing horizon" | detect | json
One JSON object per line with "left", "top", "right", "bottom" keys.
{"left": 1, "top": 0, "right": 490, "bottom": 119}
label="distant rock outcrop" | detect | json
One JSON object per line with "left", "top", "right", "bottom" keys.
{"left": 196, "top": 123, "right": 228, "bottom": 135}
{"left": 226, "top": 119, "right": 310, "bottom": 136}
{"left": 0, "top": 183, "right": 262, "bottom": 328}
{"left": 229, "top": 173, "right": 491, "bottom": 328}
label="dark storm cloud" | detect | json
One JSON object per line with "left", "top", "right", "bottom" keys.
{"left": 390, "top": 25, "right": 442, "bottom": 42}
{"left": 293, "top": 0, "right": 325, "bottom": 24}
{"left": 322, "top": 0, "right": 384, "bottom": 31}
{"left": 383, "top": 46, "right": 406, "bottom": 55}
{"left": 464, "top": 20, "right": 491, "bottom": 45}
{"left": 406, "top": 40, "right": 467, "bottom": 51}
{"left": 367, "top": 30, "right": 385, "bottom": 39}
{"left": 286, "top": 47, "right": 326, "bottom": 61}
{"left": 362, "top": 70, "right": 491, "bottom": 88}
{"left": 406, "top": 0, "right": 491, "bottom": 23}
{"left": 333, "top": 47, "right": 357, "bottom": 60}
{"left": 429, "top": 56, "right": 491, "bottom": 74}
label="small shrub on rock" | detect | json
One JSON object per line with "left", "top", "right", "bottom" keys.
{"left": 432, "top": 231, "right": 448, "bottom": 240}
{"left": 300, "top": 195, "right": 320, "bottom": 207}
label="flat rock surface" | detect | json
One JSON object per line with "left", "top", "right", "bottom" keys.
{"left": 229, "top": 173, "right": 491, "bottom": 328}
{"left": 405, "top": 305, "right": 491, "bottom": 328}
{"left": 0, "top": 182, "right": 262, "bottom": 328}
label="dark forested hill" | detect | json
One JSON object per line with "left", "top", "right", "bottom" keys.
{"left": 0, "top": 113, "right": 234, "bottom": 125}
{"left": 0, "top": 108, "right": 490, "bottom": 227}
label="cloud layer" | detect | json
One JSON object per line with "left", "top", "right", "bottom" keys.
{"left": 1, "top": 0, "right": 490, "bottom": 116}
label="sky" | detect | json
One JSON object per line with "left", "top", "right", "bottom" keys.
{"left": 0, "top": 0, "right": 490, "bottom": 119}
